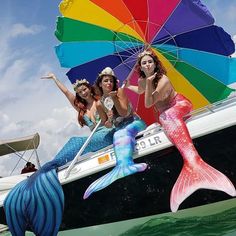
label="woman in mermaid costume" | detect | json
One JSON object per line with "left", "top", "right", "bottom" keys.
{"left": 4, "top": 74, "right": 115, "bottom": 236}
{"left": 39, "top": 73, "right": 115, "bottom": 166}
{"left": 125, "top": 50, "right": 236, "bottom": 212}
{"left": 83, "top": 67, "right": 147, "bottom": 199}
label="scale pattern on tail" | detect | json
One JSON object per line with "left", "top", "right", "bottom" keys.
{"left": 84, "top": 119, "right": 147, "bottom": 199}
{"left": 4, "top": 169, "right": 64, "bottom": 236}
{"left": 158, "top": 93, "right": 236, "bottom": 212}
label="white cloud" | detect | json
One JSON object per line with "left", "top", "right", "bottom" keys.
{"left": 0, "top": 4, "right": 90, "bottom": 178}
{"left": 233, "top": 35, "right": 236, "bottom": 42}
{"left": 0, "top": 23, "right": 45, "bottom": 71}
{"left": 0, "top": 112, "right": 10, "bottom": 126}
{"left": 0, "top": 59, "right": 32, "bottom": 93}
{"left": 10, "top": 23, "right": 45, "bottom": 38}
{"left": 0, "top": 107, "right": 91, "bottom": 177}
{"left": 0, "top": 70, "right": 79, "bottom": 168}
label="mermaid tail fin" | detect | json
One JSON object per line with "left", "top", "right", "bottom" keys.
{"left": 4, "top": 180, "right": 28, "bottom": 236}
{"left": 170, "top": 158, "right": 236, "bottom": 212}
{"left": 84, "top": 119, "right": 147, "bottom": 199}
{"left": 4, "top": 169, "right": 64, "bottom": 236}
{"left": 83, "top": 163, "right": 147, "bottom": 199}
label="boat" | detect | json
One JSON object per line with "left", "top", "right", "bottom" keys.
{"left": 0, "top": 96, "right": 236, "bottom": 235}
{"left": 0, "top": 133, "right": 41, "bottom": 234}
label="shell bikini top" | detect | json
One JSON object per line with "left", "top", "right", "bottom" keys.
{"left": 83, "top": 111, "right": 101, "bottom": 131}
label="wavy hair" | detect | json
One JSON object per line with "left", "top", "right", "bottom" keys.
{"left": 74, "top": 82, "right": 99, "bottom": 126}
{"left": 94, "top": 74, "right": 118, "bottom": 96}
{"left": 136, "top": 50, "right": 167, "bottom": 88}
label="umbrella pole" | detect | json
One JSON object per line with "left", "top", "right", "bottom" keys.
{"left": 64, "top": 84, "right": 124, "bottom": 179}
{"left": 64, "top": 119, "right": 102, "bottom": 179}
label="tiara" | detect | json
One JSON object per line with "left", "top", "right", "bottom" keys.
{"left": 73, "top": 79, "right": 89, "bottom": 90}
{"left": 138, "top": 50, "right": 153, "bottom": 58}
{"left": 98, "top": 67, "right": 115, "bottom": 78}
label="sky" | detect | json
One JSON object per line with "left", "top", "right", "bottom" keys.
{"left": 0, "top": 0, "right": 236, "bottom": 176}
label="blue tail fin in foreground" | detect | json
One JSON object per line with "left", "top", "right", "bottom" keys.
{"left": 4, "top": 168, "right": 64, "bottom": 236}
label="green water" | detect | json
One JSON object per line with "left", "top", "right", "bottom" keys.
{"left": 2, "top": 198, "right": 236, "bottom": 236}
{"left": 119, "top": 208, "right": 236, "bottom": 236}
{"left": 58, "top": 198, "right": 236, "bottom": 236}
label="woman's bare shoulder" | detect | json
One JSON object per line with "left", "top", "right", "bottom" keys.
{"left": 161, "top": 74, "right": 170, "bottom": 81}
{"left": 159, "top": 74, "right": 171, "bottom": 85}
{"left": 96, "top": 100, "right": 102, "bottom": 107}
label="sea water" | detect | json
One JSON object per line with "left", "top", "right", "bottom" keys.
{"left": 3, "top": 198, "right": 236, "bottom": 235}
{"left": 56, "top": 198, "right": 236, "bottom": 236}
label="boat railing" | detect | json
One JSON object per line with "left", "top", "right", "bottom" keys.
{"left": 138, "top": 96, "right": 236, "bottom": 137}
{"left": 59, "top": 96, "right": 236, "bottom": 171}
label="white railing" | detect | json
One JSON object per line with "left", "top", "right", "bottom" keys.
{"left": 59, "top": 96, "right": 236, "bottom": 171}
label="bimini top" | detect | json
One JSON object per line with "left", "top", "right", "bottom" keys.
{"left": 0, "top": 133, "right": 40, "bottom": 157}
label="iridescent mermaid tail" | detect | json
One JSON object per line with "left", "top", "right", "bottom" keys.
{"left": 158, "top": 94, "right": 236, "bottom": 212}
{"left": 84, "top": 119, "right": 147, "bottom": 199}
{"left": 4, "top": 167, "right": 64, "bottom": 236}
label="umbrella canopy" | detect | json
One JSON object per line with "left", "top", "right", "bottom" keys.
{"left": 55, "top": 0, "right": 236, "bottom": 125}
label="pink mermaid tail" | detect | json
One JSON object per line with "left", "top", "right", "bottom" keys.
{"left": 170, "top": 156, "right": 236, "bottom": 212}
{"left": 158, "top": 94, "right": 236, "bottom": 212}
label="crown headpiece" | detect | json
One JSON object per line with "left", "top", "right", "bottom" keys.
{"left": 73, "top": 79, "right": 89, "bottom": 91}
{"left": 138, "top": 50, "right": 153, "bottom": 58}
{"left": 98, "top": 67, "right": 115, "bottom": 78}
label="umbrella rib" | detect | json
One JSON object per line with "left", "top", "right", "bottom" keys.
{"left": 176, "top": 47, "right": 231, "bottom": 79}
{"left": 161, "top": 23, "right": 214, "bottom": 41}
{"left": 152, "top": 34, "right": 178, "bottom": 45}
{"left": 144, "top": 0, "right": 150, "bottom": 44}
{"left": 112, "top": 42, "right": 140, "bottom": 61}
{"left": 150, "top": 0, "right": 215, "bottom": 45}
{"left": 112, "top": 55, "right": 137, "bottom": 81}
{"left": 152, "top": 33, "right": 180, "bottom": 63}
{"left": 157, "top": 45, "right": 230, "bottom": 88}
{"left": 150, "top": 0, "right": 183, "bottom": 45}
{"left": 112, "top": 30, "right": 141, "bottom": 55}
{"left": 150, "top": 1, "right": 211, "bottom": 45}
{"left": 119, "top": 0, "right": 146, "bottom": 40}
{"left": 109, "top": 25, "right": 146, "bottom": 65}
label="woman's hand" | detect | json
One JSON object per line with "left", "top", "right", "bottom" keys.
{"left": 108, "top": 90, "right": 118, "bottom": 98}
{"left": 107, "top": 110, "right": 113, "bottom": 121}
{"left": 104, "top": 111, "right": 113, "bottom": 128}
{"left": 146, "top": 72, "right": 157, "bottom": 82}
{"left": 123, "top": 79, "right": 130, "bottom": 88}
{"left": 104, "top": 120, "right": 113, "bottom": 128}
{"left": 41, "top": 73, "right": 56, "bottom": 80}
{"left": 104, "top": 110, "right": 113, "bottom": 127}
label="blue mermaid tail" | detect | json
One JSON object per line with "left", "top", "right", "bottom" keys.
{"left": 53, "top": 127, "right": 115, "bottom": 166}
{"left": 4, "top": 127, "right": 115, "bottom": 235}
{"left": 4, "top": 167, "right": 64, "bottom": 236}
{"left": 84, "top": 119, "right": 147, "bottom": 199}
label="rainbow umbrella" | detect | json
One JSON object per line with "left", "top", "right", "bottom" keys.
{"left": 55, "top": 0, "right": 236, "bottom": 125}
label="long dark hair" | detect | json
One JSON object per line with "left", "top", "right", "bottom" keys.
{"left": 136, "top": 50, "right": 167, "bottom": 88}
{"left": 74, "top": 82, "right": 98, "bottom": 126}
{"left": 94, "top": 74, "right": 118, "bottom": 96}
